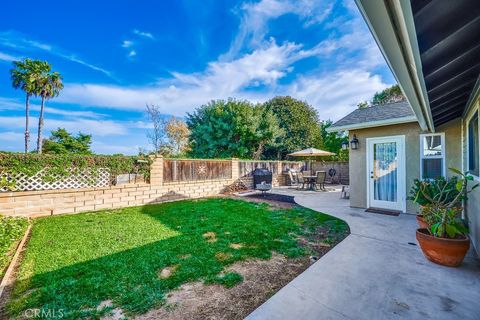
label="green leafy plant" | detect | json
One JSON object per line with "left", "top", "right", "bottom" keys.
{"left": 0, "top": 153, "right": 151, "bottom": 190}
{"left": 421, "top": 206, "right": 468, "bottom": 238}
{"left": 408, "top": 176, "right": 460, "bottom": 207}
{"left": 410, "top": 168, "right": 479, "bottom": 238}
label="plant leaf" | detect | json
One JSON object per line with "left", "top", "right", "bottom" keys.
{"left": 456, "top": 181, "right": 463, "bottom": 192}
{"left": 449, "top": 167, "right": 463, "bottom": 176}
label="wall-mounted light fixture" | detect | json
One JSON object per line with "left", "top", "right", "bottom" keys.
{"left": 341, "top": 140, "right": 349, "bottom": 150}
{"left": 350, "top": 134, "right": 359, "bottom": 150}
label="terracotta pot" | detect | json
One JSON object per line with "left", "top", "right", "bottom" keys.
{"left": 416, "top": 228, "right": 470, "bottom": 267}
{"left": 416, "top": 215, "right": 429, "bottom": 229}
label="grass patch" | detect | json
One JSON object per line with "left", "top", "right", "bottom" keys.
{"left": 7, "top": 198, "right": 348, "bottom": 319}
{"left": 0, "top": 215, "right": 28, "bottom": 279}
{"left": 205, "top": 272, "right": 243, "bottom": 288}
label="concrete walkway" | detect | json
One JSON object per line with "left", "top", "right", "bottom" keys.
{"left": 247, "top": 188, "right": 480, "bottom": 320}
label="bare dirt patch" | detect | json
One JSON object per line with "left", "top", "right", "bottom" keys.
{"left": 136, "top": 253, "right": 310, "bottom": 320}
{"left": 158, "top": 264, "right": 180, "bottom": 279}
{"left": 202, "top": 232, "right": 217, "bottom": 243}
{"left": 229, "top": 243, "right": 243, "bottom": 250}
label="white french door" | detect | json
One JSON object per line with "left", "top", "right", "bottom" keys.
{"left": 367, "top": 136, "right": 406, "bottom": 212}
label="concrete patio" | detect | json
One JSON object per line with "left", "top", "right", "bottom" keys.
{"left": 247, "top": 188, "right": 480, "bottom": 320}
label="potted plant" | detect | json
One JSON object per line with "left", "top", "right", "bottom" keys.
{"left": 412, "top": 168, "right": 478, "bottom": 267}
{"left": 408, "top": 176, "right": 460, "bottom": 228}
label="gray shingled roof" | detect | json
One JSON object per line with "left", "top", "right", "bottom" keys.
{"left": 331, "top": 101, "right": 415, "bottom": 129}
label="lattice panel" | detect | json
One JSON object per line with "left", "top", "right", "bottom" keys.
{"left": 0, "top": 168, "right": 111, "bottom": 192}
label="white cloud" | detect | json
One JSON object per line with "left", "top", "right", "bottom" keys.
{"left": 122, "top": 40, "right": 133, "bottom": 48}
{"left": 91, "top": 141, "right": 142, "bottom": 155}
{"left": 0, "top": 51, "right": 20, "bottom": 62}
{"left": 128, "top": 50, "right": 137, "bottom": 57}
{"left": 286, "top": 69, "right": 389, "bottom": 120}
{"left": 57, "top": 40, "right": 308, "bottom": 114}
{"left": 223, "top": 0, "right": 334, "bottom": 59}
{"left": 133, "top": 29, "right": 155, "bottom": 40}
{"left": 56, "top": 35, "right": 391, "bottom": 120}
{"left": 0, "top": 116, "right": 127, "bottom": 136}
{"left": 0, "top": 97, "right": 105, "bottom": 119}
{"left": 0, "top": 131, "right": 24, "bottom": 142}
{"left": 0, "top": 30, "right": 113, "bottom": 78}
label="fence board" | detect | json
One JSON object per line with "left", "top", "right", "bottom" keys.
{"left": 163, "top": 159, "right": 232, "bottom": 182}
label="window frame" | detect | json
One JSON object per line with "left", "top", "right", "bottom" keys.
{"left": 466, "top": 108, "right": 480, "bottom": 179}
{"left": 419, "top": 132, "right": 446, "bottom": 179}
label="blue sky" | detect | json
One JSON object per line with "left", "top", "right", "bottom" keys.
{"left": 0, "top": 0, "right": 394, "bottom": 154}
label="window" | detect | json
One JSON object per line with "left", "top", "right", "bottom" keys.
{"left": 468, "top": 111, "right": 479, "bottom": 177}
{"left": 420, "top": 133, "right": 445, "bottom": 179}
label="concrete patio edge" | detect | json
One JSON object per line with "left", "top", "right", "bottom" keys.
{"left": 246, "top": 188, "right": 480, "bottom": 320}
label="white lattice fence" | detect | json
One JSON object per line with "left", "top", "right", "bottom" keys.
{"left": 0, "top": 168, "right": 111, "bottom": 192}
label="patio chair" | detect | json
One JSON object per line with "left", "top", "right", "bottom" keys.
{"left": 339, "top": 172, "right": 350, "bottom": 199}
{"left": 296, "top": 171, "right": 306, "bottom": 190}
{"left": 315, "top": 171, "right": 326, "bottom": 191}
{"left": 288, "top": 170, "right": 298, "bottom": 187}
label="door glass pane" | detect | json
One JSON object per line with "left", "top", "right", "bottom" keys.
{"left": 373, "top": 142, "right": 397, "bottom": 202}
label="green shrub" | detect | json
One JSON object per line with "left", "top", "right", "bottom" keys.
{"left": 0, "top": 153, "right": 151, "bottom": 189}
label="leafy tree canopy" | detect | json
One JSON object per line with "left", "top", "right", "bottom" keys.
{"left": 372, "top": 84, "right": 405, "bottom": 105}
{"left": 319, "top": 120, "right": 349, "bottom": 161}
{"left": 186, "top": 99, "right": 283, "bottom": 159}
{"left": 263, "top": 96, "right": 322, "bottom": 159}
{"left": 42, "top": 128, "right": 92, "bottom": 155}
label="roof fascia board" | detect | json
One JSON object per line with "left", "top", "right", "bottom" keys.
{"left": 326, "top": 115, "right": 418, "bottom": 133}
{"left": 354, "top": 0, "right": 434, "bottom": 132}
{"left": 463, "top": 75, "right": 480, "bottom": 117}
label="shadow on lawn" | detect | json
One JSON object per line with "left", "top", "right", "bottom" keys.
{"left": 6, "top": 198, "right": 349, "bottom": 319}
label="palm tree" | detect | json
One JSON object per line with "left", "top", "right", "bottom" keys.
{"left": 36, "top": 71, "right": 64, "bottom": 153}
{"left": 9, "top": 59, "right": 48, "bottom": 153}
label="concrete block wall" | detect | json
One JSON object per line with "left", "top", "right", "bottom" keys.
{"left": 0, "top": 157, "right": 299, "bottom": 218}
{"left": 0, "top": 156, "right": 236, "bottom": 218}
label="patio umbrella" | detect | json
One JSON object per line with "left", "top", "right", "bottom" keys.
{"left": 287, "top": 148, "right": 336, "bottom": 174}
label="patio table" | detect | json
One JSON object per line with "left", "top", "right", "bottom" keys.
{"left": 302, "top": 175, "right": 317, "bottom": 190}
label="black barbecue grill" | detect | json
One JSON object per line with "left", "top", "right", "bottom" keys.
{"left": 252, "top": 168, "right": 272, "bottom": 191}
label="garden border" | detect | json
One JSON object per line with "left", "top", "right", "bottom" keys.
{"left": 0, "top": 223, "right": 32, "bottom": 300}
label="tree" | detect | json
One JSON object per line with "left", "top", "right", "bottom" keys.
{"left": 145, "top": 104, "right": 168, "bottom": 154}
{"left": 372, "top": 84, "right": 405, "bottom": 105}
{"left": 9, "top": 59, "right": 50, "bottom": 153}
{"left": 357, "top": 101, "right": 369, "bottom": 109}
{"left": 263, "top": 96, "right": 322, "bottom": 159}
{"left": 42, "top": 128, "right": 93, "bottom": 154}
{"left": 319, "top": 120, "right": 349, "bottom": 161}
{"left": 36, "top": 68, "right": 64, "bottom": 153}
{"left": 186, "top": 99, "right": 283, "bottom": 159}
{"left": 165, "top": 117, "right": 190, "bottom": 156}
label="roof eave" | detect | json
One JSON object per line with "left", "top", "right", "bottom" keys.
{"left": 326, "top": 115, "right": 418, "bottom": 133}
{"left": 355, "top": 0, "right": 434, "bottom": 132}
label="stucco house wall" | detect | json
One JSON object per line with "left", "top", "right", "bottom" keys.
{"left": 463, "top": 97, "right": 480, "bottom": 254}
{"left": 348, "top": 119, "right": 462, "bottom": 214}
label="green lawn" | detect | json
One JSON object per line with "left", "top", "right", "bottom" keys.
{"left": 1, "top": 215, "right": 28, "bottom": 279}
{"left": 7, "top": 198, "right": 348, "bottom": 319}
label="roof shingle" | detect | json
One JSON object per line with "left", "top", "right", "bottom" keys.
{"left": 331, "top": 101, "right": 415, "bottom": 129}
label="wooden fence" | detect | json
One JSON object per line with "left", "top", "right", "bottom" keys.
{"left": 163, "top": 159, "right": 232, "bottom": 182}
{"left": 238, "top": 160, "right": 303, "bottom": 177}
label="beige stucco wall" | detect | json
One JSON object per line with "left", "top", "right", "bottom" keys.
{"left": 349, "top": 118, "right": 462, "bottom": 214}
{"left": 463, "top": 97, "right": 480, "bottom": 255}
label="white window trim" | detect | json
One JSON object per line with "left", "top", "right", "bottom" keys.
{"left": 419, "top": 133, "right": 446, "bottom": 179}
{"left": 466, "top": 106, "right": 480, "bottom": 180}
